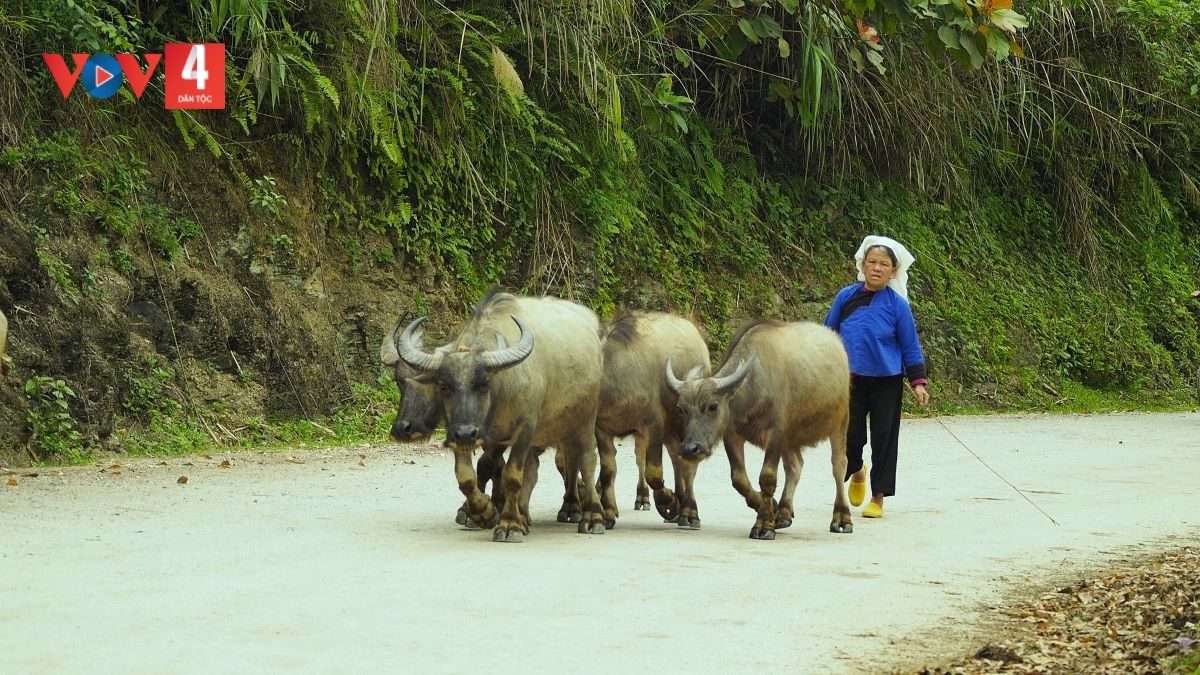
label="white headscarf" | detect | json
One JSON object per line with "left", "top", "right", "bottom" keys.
{"left": 854, "top": 235, "right": 915, "bottom": 300}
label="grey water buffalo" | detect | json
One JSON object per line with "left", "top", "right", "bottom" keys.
{"left": 394, "top": 289, "right": 606, "bottom": 542}
{"left": 380, "top": 323, "right": 448, "bottom": 442}
{"left": 596, "top": 310, "right": 710, "bottom": 528}
{"left": 381, "top": 324, "right": 503, "bottom": 523}
{"left": 380, "top": 318, "right": 573, "bottom": 528}
{"left": 666, "top": 319, "right": 853, "bottom": 540}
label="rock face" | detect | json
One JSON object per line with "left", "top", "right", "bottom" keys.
{"left": 0, "top": 168, "right": 449, "bottom": 464}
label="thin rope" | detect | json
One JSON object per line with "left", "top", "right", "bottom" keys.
{"left": 933, "top": 416, "right": 1060, "bottom": 526}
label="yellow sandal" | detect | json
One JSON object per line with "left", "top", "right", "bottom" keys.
{"left": 848, "top": 466, "right": 869, "bottom": 507}
{"left": 862, "top": 502, "right": 884, "bottom": 518}
{"left": 848, "top": 479, "right": 867, "bottom": 507}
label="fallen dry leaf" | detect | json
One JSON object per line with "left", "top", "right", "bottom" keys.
{"left": 286, "top": 456, "right": 304, "bottom": 464}
{"left": 358, "top": 454, "right": 366, "bottom": 467}
{"left": 218, "top": 459, "right": 231, "bottom": 469}
{"left": 176, "top": 476, "right": 188, "bottom": 485}
{"left": 7, "top": 478, "right": 17, "bottom": 487}
{"left": 916, "top": 546, "right": 1200, "bottom": 675}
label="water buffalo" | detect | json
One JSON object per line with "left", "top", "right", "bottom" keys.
{"left": 380, "top": 323, "right": 447, "bottom": 442}
{"left": 380, "top": 320, "right": 574, "bottom": 528}
{"left": 596, "top": 310, "right": 710, "bottom": 528}
{"left": 394, "top": 289, "right": 606, "bottom": 541}
{"left": 666, "top": 319, "right": 853, "bottom": 540}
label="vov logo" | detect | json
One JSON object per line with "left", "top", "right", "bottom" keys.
{"left": 42, "top": 43, "right": 226, "bottom": 109}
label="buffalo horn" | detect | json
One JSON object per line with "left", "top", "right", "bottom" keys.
{"left": 664, "top": 355, "right": 684, "bottom": 394}
{"left": 396, "top": 317, "right": 444, "bottom": 371}
{"left": 480, "top": 316, "right": 534, "bottom": 370}
{"left": 379, "top": 320, "right": 404, "bottom": 366}
{"left": 712, "top": 356, "right": 756, "bottom": 395}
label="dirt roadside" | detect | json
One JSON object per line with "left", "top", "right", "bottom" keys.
{"left": 2, "top": 412, "right": 1198, "bottom": 674}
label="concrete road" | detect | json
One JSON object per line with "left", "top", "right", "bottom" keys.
{"left": 2, "top": 412, "right": 1198, "bottom": 674}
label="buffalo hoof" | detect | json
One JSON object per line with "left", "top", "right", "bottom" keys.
{"left": 830, "top": 517, "right": 854, "bottom": 534}
{"left": 455, "top": 507, "right": 469, "bottom": 526}
{"left": 749, "top": 527, "right": 776, "bottom": 540}
{"left": 578, "top": 521, "right": 606, "bottom": 535}
{"left": 557, "top": 506, "right": 583, "bottom": 524}
{"left": 775, "top": 516, "right": 793, "bottom": 530}
{"left": 472, "top": 510, "right": 499, "bottom": 529}
{"left": 492, "top": 528, "right": 524, "bottom": 543}
{"left": 634, "top": 500, "right": 651, "bottom": 511}
{"left": 676, "top": 516, "right": 701, "bottom": 529}
{"left": 603, "top": 517, "right": 617, "bottom": 530}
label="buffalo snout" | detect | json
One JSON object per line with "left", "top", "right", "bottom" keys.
{"left": 681, "top": 441, "right": 709, "bottom": 459}
{"left": 391, "top": 417, "right": 431, "bottom": 442}
{"left": 448, "top": 424, "right": 482, "bottom": 446}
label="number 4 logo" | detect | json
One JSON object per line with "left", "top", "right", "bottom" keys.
{"left": 164, "top": 43, "right": 225, "bottom": 109}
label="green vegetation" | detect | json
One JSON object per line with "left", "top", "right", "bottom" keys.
{"left": 0, "top": 0, "right": 1197, "bottom": 464}
{"left": 23, "top": 376, "right": 85, "bottom": 463}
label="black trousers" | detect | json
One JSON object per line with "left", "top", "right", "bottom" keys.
{"left": 843, "top": 374, "right": 904, "bottom": 497}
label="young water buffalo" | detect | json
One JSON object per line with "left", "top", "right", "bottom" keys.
{"left": 394, "top": 289, "right": 607, "bottom": 542}
{"left": 596, "top": 310, "right": 710, "bottom": 528}
{"left": 666, "top": 319, "right": 853, "bottom": 540}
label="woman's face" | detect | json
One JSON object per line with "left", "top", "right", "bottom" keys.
{"left": 862, "top": 246, "right": 896, "bottom": 291}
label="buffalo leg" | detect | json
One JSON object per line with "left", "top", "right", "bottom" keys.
{"left": 561, "top": 426, "right": 606, "bottom": 535}
{"left": 724, "top": 435, "right": 762, "bottom": 510}
{"left": 518, "top": 450, "right": 541, "bottom": 525}
{"left": 632, "top": 432, "right": 651, "bottom": 510}
{"left": 553, "top": 448, "right": 583, "bottom": 523}
{"left": 454, "top": 447, "right": 497, "bottom": 529}
{"left": 775, "top": 449, "right": 803, "bottom": 530}
{"left": 829, "top": 407, "right": 854, "bottom": 534}
{"left": 458, "top": 443, "right": 504, "bottom": 528}
{"left": 595, "top": 431, "right": 619, "bottom": 528}
{"left": 644, "top": 426, "right": 680, "bottom": 523}
{"left": 493, "top": 431, "right": 535, "bottom": 542}
{"left": 749, "top": 444, "right": 782, "bottom": 540}
{"left": 672, "top": 443, "right": 701, "bottom": 529}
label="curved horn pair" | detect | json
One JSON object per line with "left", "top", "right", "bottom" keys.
{"left": 395, "top": 316, "right": 533, "bottom": 372}
{"left": 666, "top": 355, "right": 755, "bottom": 395}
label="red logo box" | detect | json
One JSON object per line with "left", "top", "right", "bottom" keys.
{"left": 164, "top": 43, "right": 225, "bottom": 109}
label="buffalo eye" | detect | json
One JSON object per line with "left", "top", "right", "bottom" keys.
{"left": 705, "top": 402, "right": 719, "bottom": 414}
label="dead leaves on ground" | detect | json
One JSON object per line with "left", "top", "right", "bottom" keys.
{"left": 919, "top": 547, "right": 1200, "bottom": 674}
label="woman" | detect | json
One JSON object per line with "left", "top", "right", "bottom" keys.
{"left": 824, "top": 235, "right": 930, "bottom": 518}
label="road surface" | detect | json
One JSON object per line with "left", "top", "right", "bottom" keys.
{"left": 2, "top": 412, "right": 1198, "bottom": 674}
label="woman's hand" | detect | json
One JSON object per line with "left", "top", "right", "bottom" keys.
{"left": 912, "top": 383, "right": 930, "bottom": 407}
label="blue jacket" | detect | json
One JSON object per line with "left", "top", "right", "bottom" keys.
{"left": 824, "top": 283, "right": 926, "bottom": 380}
